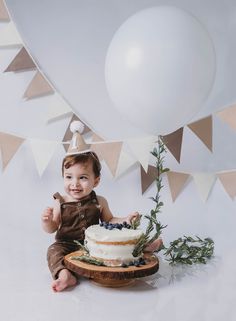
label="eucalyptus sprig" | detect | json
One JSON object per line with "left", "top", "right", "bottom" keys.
{"left": 132, "top": 138, "right": 169, "bottom": 257}
{"left": 164, "top": 236, "right": 214, "bottom": 265}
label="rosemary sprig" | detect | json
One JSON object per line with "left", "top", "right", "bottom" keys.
{"left": 71, "top": 254, "right": 106, "bottom": 266}
{"left": 164, "top": 236, "right": 214, "bottom": 265}
{"left": 74, "top": 240, "right": 89, "bottom": 253}
{"left": 132, "top": 138, "right": 169, "bottom": 257}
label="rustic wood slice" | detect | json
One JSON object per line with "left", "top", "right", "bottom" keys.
{"left": 64, "top": 250, "right": 159, "bottom": 287}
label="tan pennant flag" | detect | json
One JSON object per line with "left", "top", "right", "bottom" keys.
{"left": 0, "top": 21, "right": 22, "bottom": 47}
{"left": 167, "top": 171, "right": 190, "bottom": 202}
{"left": 0, "top": 132, "right": 25, "bottom": 170}
{"left": 217, "top": 171, "right": 236, "bottom": 199}
{"left": 162, "top": 128, "right": 183, "bottom": 163}
{"left": 23, "top": 71, "right": 54, "bottom": 99}
{"left": 4, "top": 47, "right": 36, "bottom": 72}
{"left": 187, "top": 116, "right": 212, "bottom": 152}
{"left": 91, "top": 133, "right": 105, "bottom": 161}
{"left": 140, "top": 165, "right": 158, "bottom": 194}
{"left": 45, "top": 93, "right": 72, "bottom": 122}
{"left": 63, "top": 115, "right": 91, "bottom": 152}
{"left": 0, "top": 0, "right": 10, "bottom": 21}
{"left": 192, "top": 173, "right": 216, "bottom": 202}
{"left": 92, "top": 141, "right": 122, "bottom": 177}
{"left": 217, "top": 104, "right": 236, "bottom": 131}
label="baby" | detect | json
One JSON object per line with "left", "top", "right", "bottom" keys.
{"left": 42, "top": 152, "right": 162, "bottom": 292}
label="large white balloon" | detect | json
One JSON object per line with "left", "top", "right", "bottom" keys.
{"left": 105, "top": 6, "right": 216, "bottom": 135}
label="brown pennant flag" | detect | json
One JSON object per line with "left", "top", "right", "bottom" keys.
{"left": 92, "top": 141, "right": 122, "bottom": 177}
{"left": 4, "top": 47, "right": 36, "bottom": 72}
{"left": 91, "top": 133, "right": 105, "bottom": 162}
{"left": 0, "top": 132, "right": 25, "bottom": 170}
{"left": 217, "top": 171, "right": 236, "bottom": 199}
{"left": 0, "top": 0, "right": 10, "bottom": 21}
{"left": 62, "top": 115, "right": 91, "bottom": 152}
{"left": 23, "top": 71, "right": 54, "bottom": 99}
{"left": 167, "top": 171, "right": 190, "bottom": 202}
{"left": 161, "top": 127, "right": 183, "bottom": 163}
{"left": 188, "top": 116, "right": 212, "bottom": 152}
{"left": 217, "top": 105, "right": 236, "bottom": 131}
{"left": 140, "top": 165, "right": 158, "bottom": 194}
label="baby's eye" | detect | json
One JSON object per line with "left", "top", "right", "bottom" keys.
{"left": 80, "top": 176, "right": 88, "bottom": 180}
{"left": 65, "top": 175, "right": 72, "bottom": 179}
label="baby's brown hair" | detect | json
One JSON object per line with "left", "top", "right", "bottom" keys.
{"left": 62, "top": 152, "right": 101, "bottom": 177}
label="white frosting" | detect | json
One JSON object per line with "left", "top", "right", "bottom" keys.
{"left": 84, "top": 224, "right": 144, "bottom": 266}
{"left": 85, "top": 224, "right": 143, "bottom": 242}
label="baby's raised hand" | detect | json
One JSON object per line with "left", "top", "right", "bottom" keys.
{"left": 126, "top": 211, "right": 140, "bottom": 224}
{"left": 42, "top": 207, "right": 54, "bottom": 223}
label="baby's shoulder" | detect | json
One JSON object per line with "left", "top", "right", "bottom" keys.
{"left": 96, "top": 195, "right": 108, "bottom": 206}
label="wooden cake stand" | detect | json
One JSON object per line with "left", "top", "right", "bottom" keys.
{"left": 64, "top": 250, "right": 159, "bottom": 287}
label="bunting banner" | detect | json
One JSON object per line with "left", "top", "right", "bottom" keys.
{"left": 162, "top": 128, "right": 183, "bottom": 163}
{"left": 4, "top": 47, "right": 36, "bottom": 72}
{"left": 115, "top": 150, "right": 137, "bottom": 178}
{"left": 188, "top": 116, "right": 213, "bottom": 152}
{"left": 167, "top": 171, "right": 190, "bottom": 202}
{"left": 0, "top": 132, "right": 25, "bottom": 170}
{"left": 217, "top": 171, "right": 236, "bottom": 199}
{"left": 23, "top": 71, "right": 54, "bottom": 99}
{"left": 217, "top": 104, "right": 236, "bottom": 131}
{"left": 0, "top": 21, "right": 22, "bottom": 47}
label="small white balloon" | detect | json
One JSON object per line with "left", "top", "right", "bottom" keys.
{"left": 105, "top": 6, "right": 216, "bottom": 135}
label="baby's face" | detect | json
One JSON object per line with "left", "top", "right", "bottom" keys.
{"left": 63, "top": 161, "right": 100, "bottom": 201}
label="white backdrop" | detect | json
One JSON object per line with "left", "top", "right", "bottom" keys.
{"left": 1, "top": 1, "right": 236, "bottom": 321}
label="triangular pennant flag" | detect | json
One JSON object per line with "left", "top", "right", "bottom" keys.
{"left": 63, "top": 115, "right": 91, "bottom": 152}
{"left": 4, "top": 47, "right": 36, "bottom": 72}
{"left": 126, "top": 136, "right": 157, "bottom": 172}
{"left": 188, "top": 116, "right": 212, "bottom": 152}
{"left": 23, "top": 71, "right": 54, "bottom": 99}
{"left": 115, "top": 150, "right": 137, "bottom": 178}
{"left": 217, "top": 171, "right": 236, "bottom": 199}
{"left": 91, "top": 133, "right": 105, "bottom": 161}
{"left": 192, "top": 173, "right": 216, "bottom": 202}
{"left": 29, "top": 139, "right": 59, "bottom": 176}
{"left": 217, "top": 105, "right": 236, "bottom": 131}
{"left": 92, "top": 142, "right": 122, "bottom": 177}
{"left": 140, "top": 165, "right": 158, "bottom": 194}
{"left": 45, "top": 93, "right": 72, "bottom": 122}
{"left": 162, "top": 128, "right": 183, "bottom": 163}
{"left": 0, "top": 0, "right": 10, "bottom": 21}
{"left": 0, "top": 21, "right": 22, "bottom": 47}
{"left": 0, "top": 132, "right": 25, "bottom": 170}
{"left": 167, "top": 171, "right": 190, "bottom": 202}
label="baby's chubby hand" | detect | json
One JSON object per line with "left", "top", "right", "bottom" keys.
{"left": 126, "top": 211, "right": 140, "bottom": 224}
{"left": 42, "top": 207, "right": 54, "bottom": 223}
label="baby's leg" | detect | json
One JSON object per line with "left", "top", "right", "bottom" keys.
{"left": 52, "top": 269, "right": 77, "bottom": 292}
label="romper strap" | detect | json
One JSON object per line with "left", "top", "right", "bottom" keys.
{"left": 53, "top": 192, "right": 65, "bottom": 204}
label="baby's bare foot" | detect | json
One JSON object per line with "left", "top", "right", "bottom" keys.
{"left": 52, "top": 269, "right": 77, "bottom": 292}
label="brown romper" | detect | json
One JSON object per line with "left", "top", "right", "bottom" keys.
{"left": 47, "top": 190, "right": 101, "bottom": 279}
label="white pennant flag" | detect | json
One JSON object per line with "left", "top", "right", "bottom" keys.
{"left": 126, "top": 136, "right": 157, "bottom": 172}
{"left": 193, "top": 172, "right": 216, "bottom": 202}
{"left": 45, "top": 93, "right": 73, "bottom": 122}
{"left": 115, "top": 150, "right": 137, "bottom": 178}
{"left": 0, "top": 21, "right": 22, "bottom": 47}
{"left": 29, "top": 139, "right": 59, "bottom": 176}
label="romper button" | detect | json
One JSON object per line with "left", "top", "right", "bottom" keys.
{"left": 80, "top": 214, "right": 85, "bottom": 219}
{"left": 82, "top": 227, "right": 86, "bottom": 231}
{"left": 77, "top": 202, "right": 81, "bottom": 207}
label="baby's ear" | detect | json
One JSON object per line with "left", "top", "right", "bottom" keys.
{"left": 94, "top": 176, "right": 100, "bottom": 187}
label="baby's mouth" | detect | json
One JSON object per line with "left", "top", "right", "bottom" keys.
{"left": 71, "top": 189, "right": 82, "bottom": 193}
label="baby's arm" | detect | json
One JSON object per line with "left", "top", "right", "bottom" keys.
{"left": 41, "top": 200, "right": 61, "bottom": 233}
{"left": 98, "top": 195, "right": 140, "bottom": 224}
